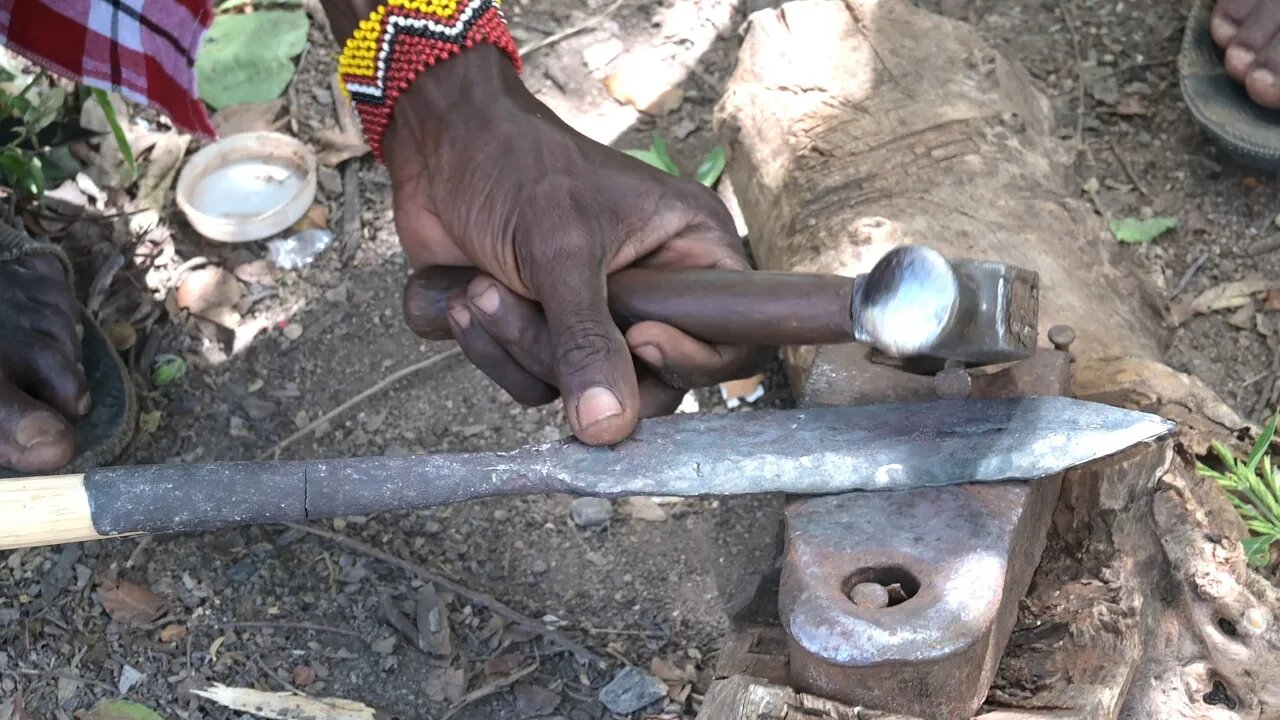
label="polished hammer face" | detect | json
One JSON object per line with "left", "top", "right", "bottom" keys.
{"left": 851, "top": 245, "right": 960, "bottom": 357}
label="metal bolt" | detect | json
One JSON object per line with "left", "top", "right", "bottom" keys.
{"left": 849, "top": 582, "right": 890, "bottom": 609}
{"left": 934, "top": 368, "right": 972, "bottom": 399}
{"left": 1047, "top": 325, "right": 1076, "bottom": 352}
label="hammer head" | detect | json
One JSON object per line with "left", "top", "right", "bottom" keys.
{"left": 852, "top": 246, "right": 1039, "bottom": 366}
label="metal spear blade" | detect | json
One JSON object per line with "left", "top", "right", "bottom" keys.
{"left": 85, "top": 396, "right": 1176, "bottom": 537}
{"left": 542, "top": 396, "right": 1175, "bottom": 497}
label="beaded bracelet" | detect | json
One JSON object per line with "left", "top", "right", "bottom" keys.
{"left": 337, "top": 0, "right": 522, "bottom": 162}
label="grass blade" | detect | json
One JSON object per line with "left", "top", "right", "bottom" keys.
{"left": 694, "top": 146, "right": 726, "bottom": 187}
{"left": 91, "top": 88, "right": 135, "bottom": 181}
{"left": 1248, "top": 412, "right": 1278, "bottom": 472}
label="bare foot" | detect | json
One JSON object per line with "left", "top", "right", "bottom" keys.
{"left": 1211, "top": 0, "right": 1280, "bottom": 109}
{"left": 0, "top": 254, "right": 89, "bottom": 471}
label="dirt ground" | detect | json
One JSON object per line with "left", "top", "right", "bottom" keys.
{"left": 2, "top": 0, "right": 1278, "bottom": 717}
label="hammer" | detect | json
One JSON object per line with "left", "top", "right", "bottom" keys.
{"left": 403, "top": 245, "right": 1040, "bottom": 366}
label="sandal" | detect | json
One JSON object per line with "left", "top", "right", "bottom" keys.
{"left": 1179, "top": 0, "right": 1280, "bottom": 172}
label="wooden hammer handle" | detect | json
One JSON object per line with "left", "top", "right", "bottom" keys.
{"left": 0, "top": 473, "right": 113, "bottom": 550}
{"left": 402, "top": 267, "right": 856, "bottom": 347}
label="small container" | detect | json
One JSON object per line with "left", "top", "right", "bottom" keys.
{"left": 175, "top": 131, "right": 317, "bottom": 242}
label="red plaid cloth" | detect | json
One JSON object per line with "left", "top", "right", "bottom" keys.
{"left": 0, "top": 0, "right": 215, "bottom": 137}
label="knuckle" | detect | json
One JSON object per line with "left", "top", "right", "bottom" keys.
{"left": 555, "top": 322, "right": 617, "bottom": 376}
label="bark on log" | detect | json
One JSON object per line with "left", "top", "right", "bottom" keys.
{"left": 704, "top": 1, "right": 1280, "bottom": 718}
{"left": 714, "top": 0, "right": 1167, "bottom": 405}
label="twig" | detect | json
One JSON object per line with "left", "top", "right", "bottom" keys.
{"left": 580, "top": 626, "right": 665, "bottom": 638}
{"left": 256, "top": 348, "right": 461, "bottom": 460}
{"left": 287, "top": 44, "right": 312, "bottom": 137}
{"left": 330, "top": 73, "right": 365, "bottom": 263}
{"left": 282, "top": 522, "right": 606, "bottom": 667}
{"left": 6, "top": 668, "right": 115, "bottom": 693}
{"left": 519, "top": 0, "right": 624, "bottom": 57}
{"left": 1171, "top": 252, "right": 1210, "bottom": 298}
{"left": 1051, "top": 58, "right": 1175, "bottom": 97}
{"left": 1108, "top": 138, "right": 1152, "bottom": 200}
{"left": 1055, "top": 0, "right": 1086, "bottom": 149}
{"left": 440, "top": 662, "right": 539, "bottom": 720}
{"left": 230, "top": 621, "right": 364, "bottom": 640}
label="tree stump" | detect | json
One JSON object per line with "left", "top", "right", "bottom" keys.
{"left": 701, "top": 1, "right": 1280, "bottom": 718}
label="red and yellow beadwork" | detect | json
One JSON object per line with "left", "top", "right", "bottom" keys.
{"left": 336, "top": 0, "right": 521, "bottom": 161}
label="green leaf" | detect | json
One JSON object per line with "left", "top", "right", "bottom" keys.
{"left": 623, "top": 148, "right": 667, "bottom": 171}
{"left": 152, "top": 354, "right": 188, "bottom": 387}
{"left": 195, "top": 10, "right": 310, "bottom": 110}
{"left": 84, "top": 699, "right": 164, "bottom": 720}
{"left": 694, "top": 146, "right": 726, "bottom": 187}
{"left": 1242, "top": 535, "right": 1278, "bottom": 568}
{"left": 91, "top": 89, "right": 136, "bottom": 181}
{"left": 648, "top": 136, "right": 680, "bottom": 176}
{"left": 25, "top": 84, "right": 67, "bottom": 135}
{"left": 1110, "top": 216, "right": 1178, "bottom": 244}
{"left": 24, "top": 155, "right": 43, "bottom": 197}
{"left": 1250, "top": 412, "right": 1279, "bottom": 472}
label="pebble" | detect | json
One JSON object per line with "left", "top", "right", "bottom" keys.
{"left": 317, "top": 166, "right": 342, "bottom": 197}
{"left": 570, "top": 497, "right": 612, "bottom": 528}
{"left": 530, "top": 559, "right": 549, "bottom": 574}
{"left": 599, "top": 666, "right": 667, "bottom": 714}
{"left": 227, "top": 556, "right": 258, "bottom": 585}
{"left": 242, "top": 397, "right": 277, "bottom": 421}
{"left": 283, "top": 323, "right": 304, "bottom": 341}
{"left": 493, "top": 509, "right": 510, "bottom": 522}
{"left": 118, "top": 664, "right": 145, "bottom": 694}
{"left": 423, "top": 519, "right": 444, "bottom": 535}
{"left": 324, "top": 283, "right": 349, "bottom": 304}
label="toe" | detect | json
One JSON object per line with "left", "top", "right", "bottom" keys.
{"left": 1234, "top": 0, "right": 1280, "bottom": 54}
{"left": 0, "top": 380, "right": 75, "bottom": 472}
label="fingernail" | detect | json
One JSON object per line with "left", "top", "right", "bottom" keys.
{"left": 470, "top": 285, "right": 501, "bottom": 315}
{"left": 632, "top": 344, "right": 664, "bottom": 368}
{"left": 14, "top": 413, "right": 64, "bottom": 449}
{"left": 577, "top": 386, "right": 623, "bottom": 428}
{"left": 1251, "top": 68, "right": 1278, "bottom": 90}
{"left": 1226, "top": 45, "right": 1255, "bottom": 71}
{"left": 76, "top": 392, "right": 92, "bottom": 416}
{"left": 448, "top": 304, "right": 472, "bottom": 330}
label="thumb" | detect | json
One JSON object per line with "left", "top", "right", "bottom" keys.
{"left": 527, "top": 238, "right": 639, "bottom": 446}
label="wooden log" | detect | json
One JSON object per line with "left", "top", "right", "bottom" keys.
{"left": 714, "top": 0, "right": 1167, "bottom": 405}
{"left": 702, "top": 1, "right": 1278, "bottom": 718}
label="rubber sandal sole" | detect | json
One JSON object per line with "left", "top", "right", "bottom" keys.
{"left": 1180, "top": 0, "right": 1280, "bottom": 172}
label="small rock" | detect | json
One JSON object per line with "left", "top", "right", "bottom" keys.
{"left": 176, "top": 266, "right": 243, "bottom": 314}
{"left": 671, "top": 118, "right": 699, "bottom": 140}
{"left": 227, "top": 556, "right": 258, "bottom": 585}
{"left": 604, "top": 51, "right": 685, "bottom": 116}
{"left": 229, "top": 415, "right": 250, "bottom": 438}
{"left": 242, "top": 397, "right": 277, "bottom": 421}
{"left": 317, "top": 166, "right": 343, "bottom": 197}
{"left": 423, "top": 519, "right": 444, "bottom": 535}
{"left": 283, "top": 323, "right": 304, "bottom": 341}
{"left": 621, "top": 497, "right": 668, "bottom": 522}
{"left": 159, "top": 624, "right": 187, "bottom": 642}
{"left": 370, "top": 636, "right": 397, "bottom": 654}
{"left": 457, "top": 424, "right": 488, "bottom": 437}
{"left": 0, "top": 608, "right": 20, "bottom": 627}
{"left": 118, "top": 664, "right": 145, "bottom": 694}
{"left": 570, "top": 497, "right": 612, "bottom": 528}
{"left": 291, "top": 665, "right": 317, "bottom": 687}
{"left": 311, "top": 85, "right": 333, "bottom": 106}
{"left": 599, "top": 666, "right": 667, "bottom": 715}
{"left": 324, "top": 283, "right": 349, "bottom": 304}
{"left": 493, "top": 508, "right": 510, "bottom": 522}
{"left": 541, "top": 426, "right": 563, "bottom": 443}
{"left": 530, "top": 559, "right": 549, "bottom": 574}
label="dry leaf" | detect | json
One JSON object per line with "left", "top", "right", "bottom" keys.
{"left": 212, "top": 99, "right": 289, "bottom": 136}
{"left": 483, "top": 653, "right": 525, "bottom": 679}
{"left": 443, "top": 666, "right": 465, "bottom": 704}
{"left": 0, "top": 690, "right": 29, "bottom": 720}
{"left": 293, "top": 204, "right": 330, "bottom": 232}
{"left": 1227, "top": 302, "right": 1257, "bottom": 329}
{"left": 1266, "top": 289, "right": 1280, "bottom": 312}
{"left": 133, "top": 132, "right": 191, "bottom": 214}
{"left": 621, "top": 497, "right": 668, "bottom": 522}
{"left": 416, "top": 584, "right": 453, "bottom": 657}
{"left": 99, "top": 578, "right": 166, "bottom": 624}
{"left": 176, "top": 267, "right": 243, "bottom": 314}
{"left": 1167, "top": 278, "right": 1280, "bottom": 327}
{"left": 291, "top": 666, "right": 317, "bottom": 687}
{"left": 314, "top": 127, "right": 369, "bottom": 167}
{"left": 513, "top": 683, "right": 560, "bottom": 717}
{"left": 192, "top": 684, "right": 377, "bottom": 720}
{"left": 1113, "top": 96, "right": 1150, "bottom": 116}
{"left": 159, "top": 624, "right": 188, "bottom": 642}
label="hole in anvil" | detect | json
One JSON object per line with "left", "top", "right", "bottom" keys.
{"left": 1203, "top": 680, "right": 1238, "bottom": 710}
{"left": 843, "top": 565, "right": 921, "bottom": 608}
